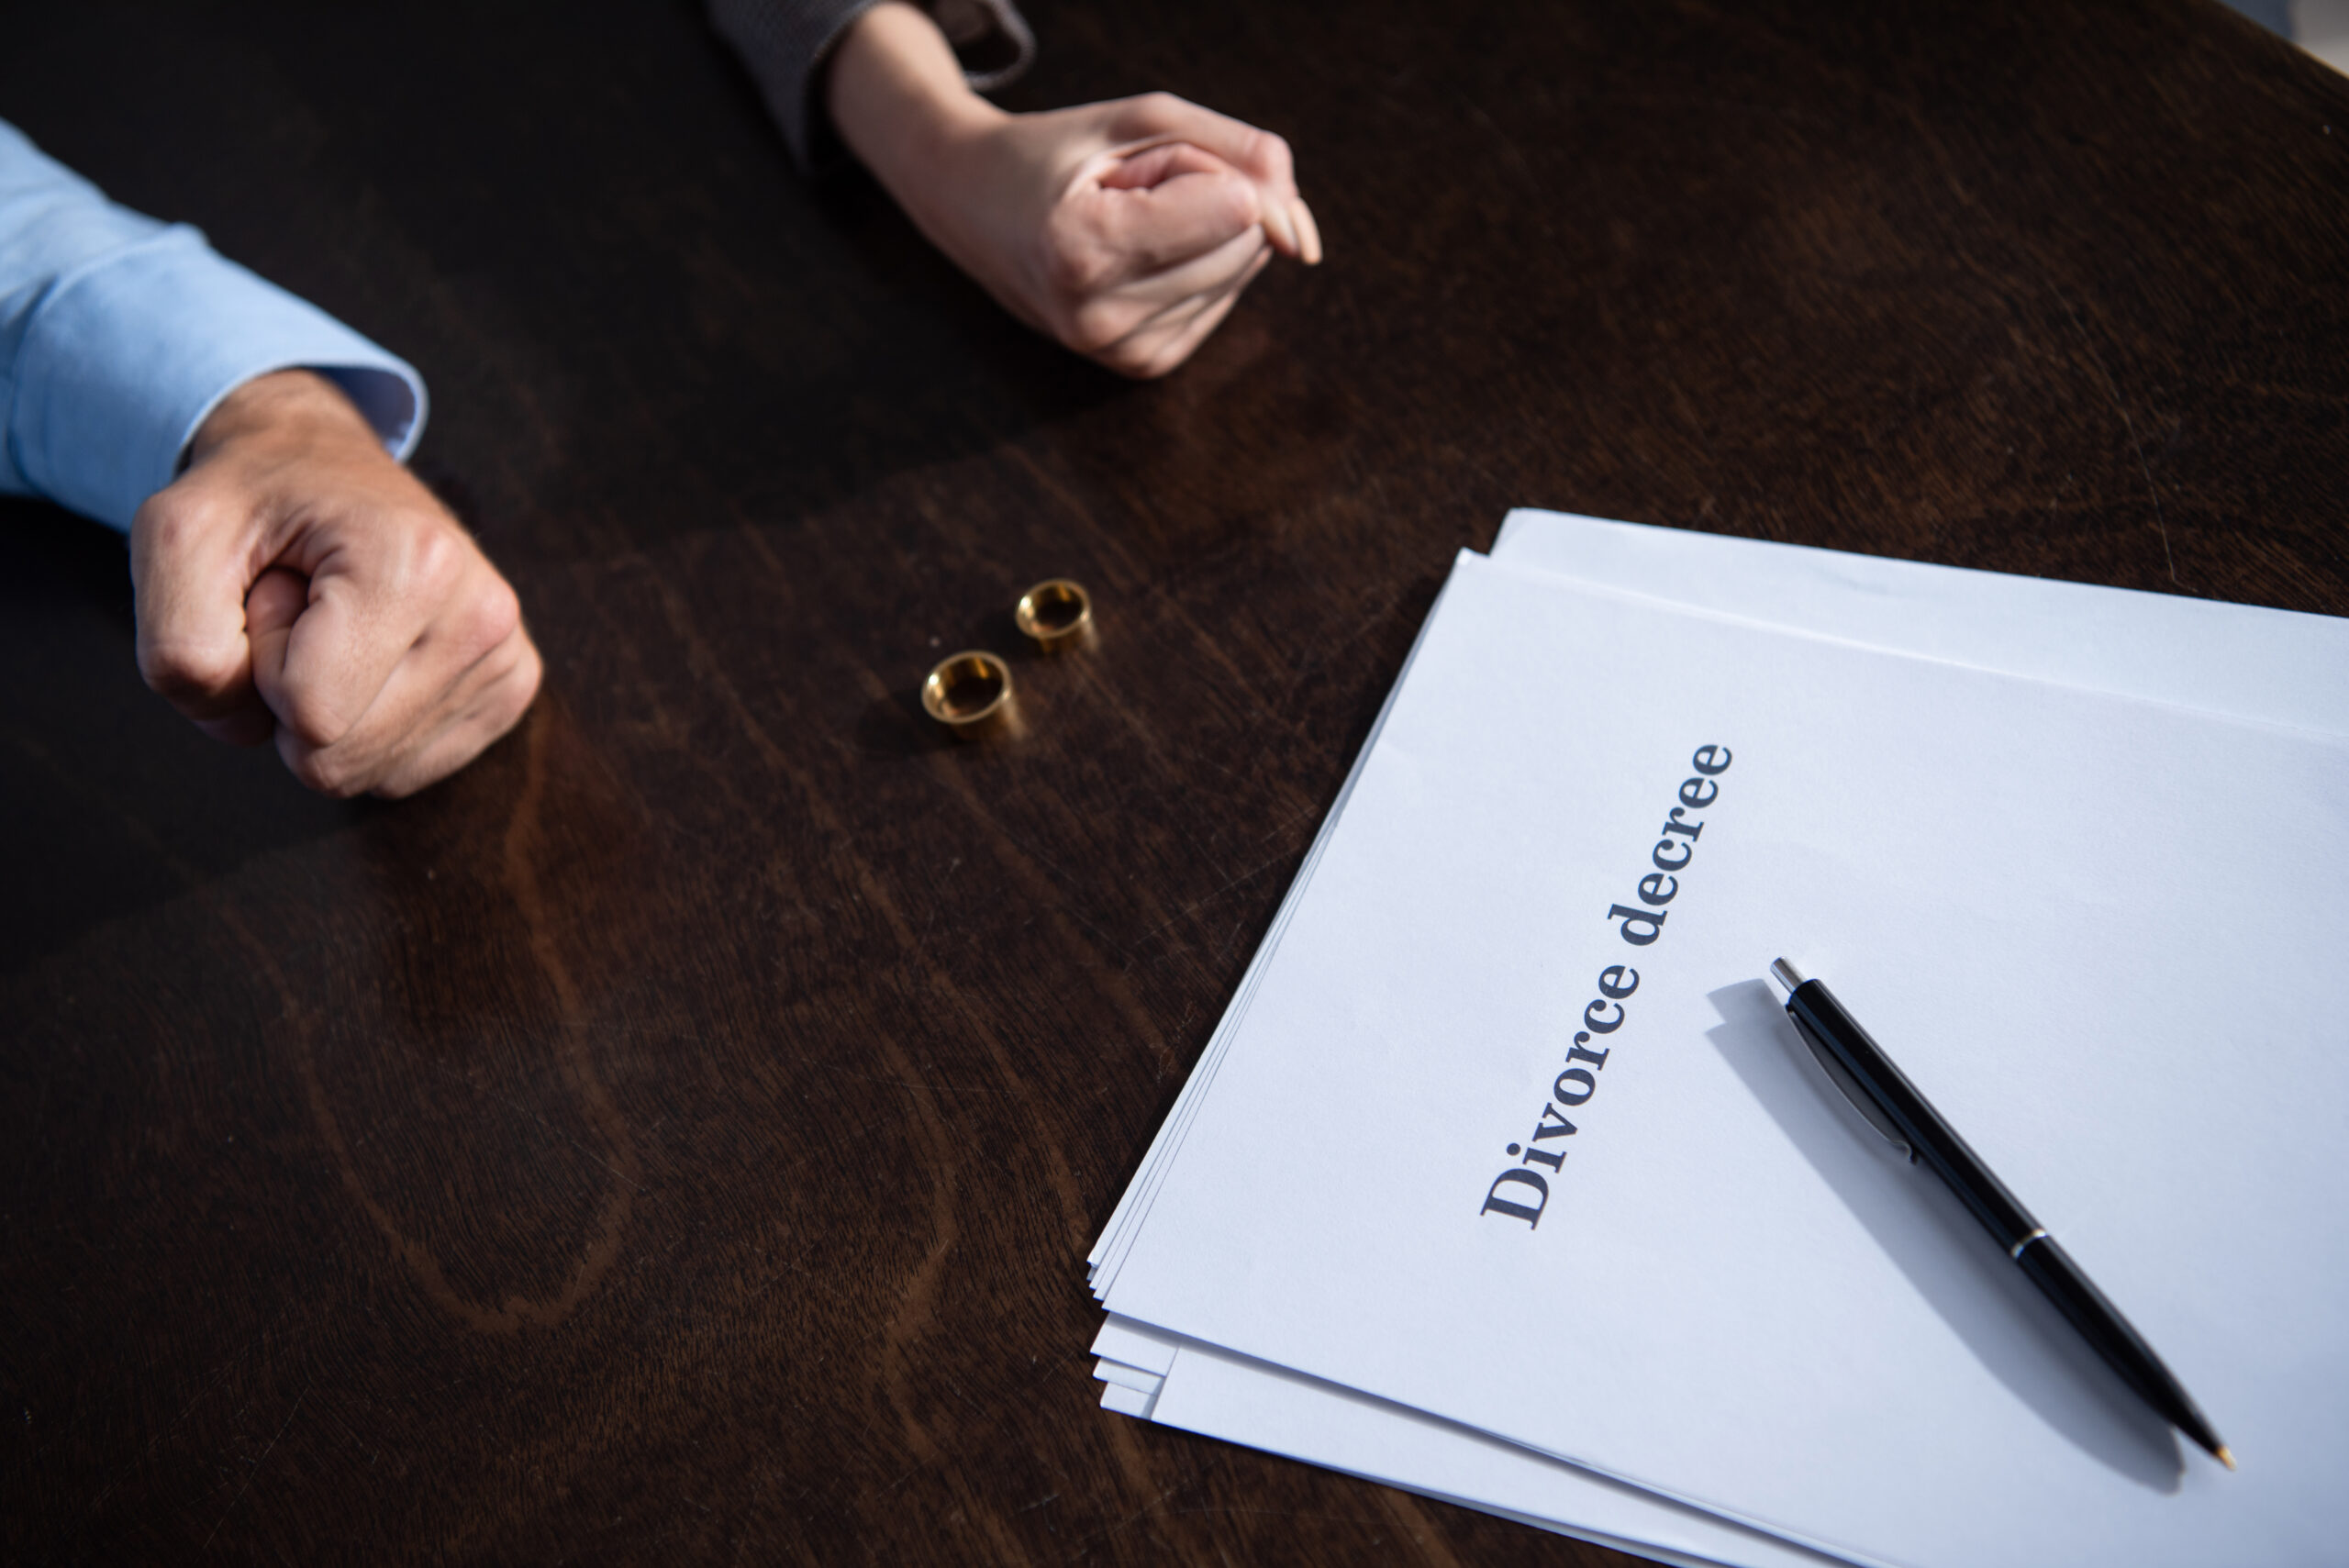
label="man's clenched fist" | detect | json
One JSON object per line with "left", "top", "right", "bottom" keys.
{"left": 131, "top": 369, "right": 541, "bottom": 797}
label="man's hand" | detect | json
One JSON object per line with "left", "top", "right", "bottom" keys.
{"left": 829, "top": 2, "right": 1320, "bottom": 379}
{"left": 130, "top": 370, "right": 541, "bottom": 798}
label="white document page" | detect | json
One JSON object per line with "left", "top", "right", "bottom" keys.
{"left": 1102, "top": 552, "right": 2349, "bottom": 1568}
{"left": 1490, "top": 508, "right": 2349, "bottom": 737}
{"left": 1089, "top": 576, "right": 1461, "bottom": 1293}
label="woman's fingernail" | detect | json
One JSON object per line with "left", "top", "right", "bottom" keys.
{"left": 1292, "top": 198, "right": 1323, "bottom": 265}
{"left": 1262, "top": 198, "right": 1299, "bottom": 254}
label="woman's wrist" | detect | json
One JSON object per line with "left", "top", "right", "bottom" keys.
{"left": 828, "top": 4, "right": 1005, "bottom": 202}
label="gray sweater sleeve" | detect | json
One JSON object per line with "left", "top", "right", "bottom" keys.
{"left": 708, "top": 0, "right": 1036, "bottom": 172}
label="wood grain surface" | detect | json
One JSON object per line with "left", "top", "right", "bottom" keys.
{"left": 5, "top": 1, "right": 2345, "bottom": 1562}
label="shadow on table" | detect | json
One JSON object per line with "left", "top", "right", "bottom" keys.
{"left": 0, "top": 503, "right": 367, "bottom": 975}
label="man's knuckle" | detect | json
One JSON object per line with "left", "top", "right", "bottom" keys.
{"left": 460, "top": 578, "right": 523, "bottom": 655}
{"left": 138, "top": 635, "right": 239, "bottom": 701}
{"left": 134, "top": 486, "right": 220, "bottom": 549}
{"left": 488, "top": 654, "right": 543, "bottom": 739}
{"left": 280, "top": 684, "right": 350, "bottom": 749}
{"left": 407, "top": 525, "right": 469, "bottom": 595}
{"left": 295, "top": 750, "right": 365, "bottom": 798}
{"left": 503, "top": 641, "right": 545, "bottom": 719}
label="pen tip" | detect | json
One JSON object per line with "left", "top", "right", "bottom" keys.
{"left": 2216, "top": 1445, "right": 2237, "bottom": 1471}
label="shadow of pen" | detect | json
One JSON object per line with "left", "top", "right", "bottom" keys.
{"left": 1704, "top": 978, "right": 2184, "bottom": 1494}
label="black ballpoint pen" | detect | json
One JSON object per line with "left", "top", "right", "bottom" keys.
{"left": 1766, "top": 958, "right": 2235, "bottom": 1470}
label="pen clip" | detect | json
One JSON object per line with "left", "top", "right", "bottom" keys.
{"left": 1786, "top": 1010, "right": 1916, "bottom": 1162}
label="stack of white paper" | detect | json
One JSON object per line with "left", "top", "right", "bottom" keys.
{"left": 1085, "top": 511, "right": 2349, "bottom": 1568}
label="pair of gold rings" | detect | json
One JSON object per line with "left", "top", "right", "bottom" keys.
{"left": 921, "top": 579, "right": 1094, "bottom": 740}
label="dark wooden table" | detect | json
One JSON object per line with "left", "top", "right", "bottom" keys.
{"left": 6, "top": 1, "right": 2344, "bottom": 1561}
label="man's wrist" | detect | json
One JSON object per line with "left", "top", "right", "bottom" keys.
{"left": 187, "top": 369, "right": 381, "bottom": 471}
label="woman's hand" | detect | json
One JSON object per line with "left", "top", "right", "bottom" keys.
{"left": 829, "top": 3, "right": 1319, "bottom": 377}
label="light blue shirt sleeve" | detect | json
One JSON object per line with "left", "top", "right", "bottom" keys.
{"left": 0, "top": 119, "right": 428, "bottom": 532}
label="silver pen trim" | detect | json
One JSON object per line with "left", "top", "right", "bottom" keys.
{"left": 2009, "top": 1227, "right": 2050, "bottom": 1260}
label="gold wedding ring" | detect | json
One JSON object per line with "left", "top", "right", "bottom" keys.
{"left": 1015, "top": 579, "right": 1094, "bottom": 654}
{"left": 922, "top": 650, "right": 1016, "bottom": 740}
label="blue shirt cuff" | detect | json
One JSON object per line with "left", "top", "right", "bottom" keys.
{"left": 8, "top": 224, "right": 426, "bottom": 532}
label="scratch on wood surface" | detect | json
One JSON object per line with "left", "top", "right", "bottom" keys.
{"left": 1375, "top": 1486, "right": 1470, "bottom": 1567}
{"left": 199, "top": 1373, "right": 310, "bottom": 1551}
{"left": 1137, "top": 845, "right": 1300, "bottom": 946}
{"left": 2061, "top": 293, "right": 2180, "bottom": 586}
{"left": 428, "top": 1057, "right": 644, "bottom": 1190}
{"left": 1461, "top": 101, "right": 1538, "bottom": 196}
{"left": 84, "top": 1273, "right": 326, "bottom": 1504}
{"left": 1067, "top": 1423, "right": 1224, "bottom": 1560}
